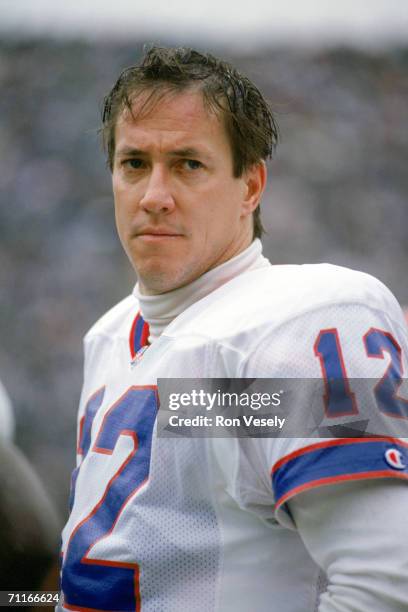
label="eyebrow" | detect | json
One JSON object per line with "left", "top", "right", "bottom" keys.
{"left": 115, "top": 147, "right": 146, "bottom": 157}
{"left": 169, "top": 148, "right": 205, "bottom": 159}
{"left": 115, "top": 146, "right": 210, "bottom": 160}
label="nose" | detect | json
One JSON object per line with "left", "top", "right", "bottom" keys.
{"left": 139, "top": 165, "right": 175, "bottom": 214}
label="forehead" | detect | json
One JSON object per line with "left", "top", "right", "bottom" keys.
{"left": 114, "top": 89, "right": 230, "bottom": 153}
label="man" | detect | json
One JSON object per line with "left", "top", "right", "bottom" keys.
{"left": 59, "top": 47, "right": 408, "bottom": 611}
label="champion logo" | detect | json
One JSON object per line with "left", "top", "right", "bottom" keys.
{"left": 384, "top": 448, "right": 406, "bottom": 470}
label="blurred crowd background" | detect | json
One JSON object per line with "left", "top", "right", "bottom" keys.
{"left": 1, "top": 18, "right": 407, "bottom": 518}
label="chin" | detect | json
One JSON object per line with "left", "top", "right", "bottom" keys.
{"left": 137, "top": 267, "right": 190, "bottom": 295}
{"left": 134, "top": 252, "right": 205, "bottom": 293}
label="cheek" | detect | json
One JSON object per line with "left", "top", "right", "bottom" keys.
{"left": 193, "top": 212, "right": 224, "bottom": 252}
{"left": 112, "top": 195, "right": 123, "bottom": 225}
{"left": 113, "top": 208, "right": 126, "bottom": 249}
{"left": 113, "top": 186, "right": 133, "bottom": 224}
{"left": 113, "top": 200, "right": 131, "bottom": 248}
{"left": 208, "top": 198, "right": 240, "bottom": 233}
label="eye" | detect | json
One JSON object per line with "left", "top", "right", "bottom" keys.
{"left": 183, "top": 159, "right": 203, "bottom": 171}
{"left": 124, "top": 158, "right": 145, "bottom": 169}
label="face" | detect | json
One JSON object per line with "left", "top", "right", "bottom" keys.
{"left": 112, "top": 89, "right": 266, "bottom": 295}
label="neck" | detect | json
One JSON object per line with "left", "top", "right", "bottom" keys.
{"left": 134, "top": 239, "right": 270, "bottom": 344}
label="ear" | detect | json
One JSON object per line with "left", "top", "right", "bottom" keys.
{"left": 241, "top": 162, "right": 267, "bottom": 218}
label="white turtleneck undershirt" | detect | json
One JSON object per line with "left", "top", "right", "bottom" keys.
{"left": 133, "top": 238, "right": 270, "bottom": 345}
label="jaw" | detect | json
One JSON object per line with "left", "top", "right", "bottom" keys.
{"left": 134, "top": 256, "right": 195, "bottom": 295}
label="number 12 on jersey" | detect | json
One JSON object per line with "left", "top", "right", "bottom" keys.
{"left": 315, "top": 327, "right": 408, "bottom": 419}
{"left": 62, "top": 386, "right": 158, "bottom": 612}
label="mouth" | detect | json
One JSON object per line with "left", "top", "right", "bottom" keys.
{"left": 134, "top": 227, "right": 184, "bottom": 241}
{"left": 138, "top": 234, "right": 181, "bottom": 242}
{"left": 134, "top": 230, "right": 184, "bottom": 243}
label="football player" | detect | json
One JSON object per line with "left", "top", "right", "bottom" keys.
{"left": 59, "top": 47, "right": 408, "bottom": 611}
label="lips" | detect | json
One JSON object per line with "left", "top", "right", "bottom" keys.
{"left": 139, "top": 231, "right": 181, "bottom": 237}
{"left": 134, "top": 226, "right": 184, "bottom": 238}
{"left": 130, "top": 228, "right": 184, "bottom": 245}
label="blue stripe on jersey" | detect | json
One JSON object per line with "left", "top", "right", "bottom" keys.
{"left": 272, "top": 438, "right": 408, "bottom": 509}
{"left": 134, "top": 315, "right": 145, "bottom": 350}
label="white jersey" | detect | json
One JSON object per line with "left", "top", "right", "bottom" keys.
{"left": 59, "top": 263, "right": 408, "bottom": 612}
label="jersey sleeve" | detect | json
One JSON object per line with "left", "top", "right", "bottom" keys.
{"left": 239, "top": 296, "right": 408, "bottom": 528}
{"left": 289, "top": 479, "right": 408, "bottom": 610}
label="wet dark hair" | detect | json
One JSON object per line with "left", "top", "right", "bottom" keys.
{"left": 102, "top": 46, "right": 279, "bottom": 238}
